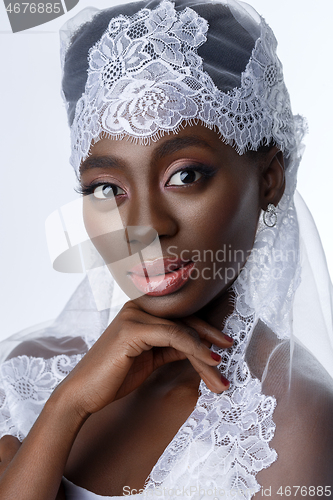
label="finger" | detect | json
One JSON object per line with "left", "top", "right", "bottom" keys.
{"left": 152, "top": 346, "right": 187, "bottom": 370}
{"left": 178, "top": 315, "right": 234, "bottom": 348}
{"left": 188, "top": 355, "right": 230, "bottom": 394}
{"left": 137, "top": 323, "right": 226, "bottom": 370}
{"left": 0, "top": 435, "right": 21, "bottom": 463}
{"left": 123, "top": 306, "right": 233, "bottom": 350}
{"left": 121, "top": 301, "right": 233, "bottom": 348}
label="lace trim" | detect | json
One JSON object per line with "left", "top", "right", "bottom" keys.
{"left": 69, "top": 0, "right": 297, "bottom": 175}
{"left": 0, "top": 349, "right": 276, "bottom": 499}
{"left": 143, "top": 281, "right": 277, "bottom": 499}
{"left": 0, "top": 354, "right": 83, "bottom": 439}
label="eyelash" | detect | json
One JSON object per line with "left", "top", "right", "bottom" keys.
{"left": 76, "top": 183, "right": 124, "bottom": 197}
{"left": 76, "top": 164, "right": 216, "bottom": 198}
{"left": 167, "top": 164, "right": 216, "bottom": 186}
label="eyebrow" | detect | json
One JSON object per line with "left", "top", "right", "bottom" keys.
{"left": 79, "top": 135, "right": 216, "bottom": 175}
{"left": 153, "top": 135, "right": 216, "bottom": 159}
{"left": 80, "top": 155, "right": 126, "bottom": 176}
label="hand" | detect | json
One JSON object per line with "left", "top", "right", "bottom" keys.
{"left": 56, "top": 301, "right": 233, "bottom": 418}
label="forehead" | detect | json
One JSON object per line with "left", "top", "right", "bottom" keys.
{"left": 80, "top": 123, "right": 248, "bottom": 176}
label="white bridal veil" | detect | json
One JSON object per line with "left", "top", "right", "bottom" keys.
{"left": 0, "top": 0, "right": 332, "bottom": 497}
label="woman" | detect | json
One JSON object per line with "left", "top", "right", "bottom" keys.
{"left": 0, "top": 0, "right": 332, "bottom": 498}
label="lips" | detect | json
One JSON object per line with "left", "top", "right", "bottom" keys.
{"left": 128, "top": 257, "right": 195, "bottom": 296}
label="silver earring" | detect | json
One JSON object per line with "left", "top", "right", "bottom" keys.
{"left": 263, "top": 203, "right": 277, "bottom": 227}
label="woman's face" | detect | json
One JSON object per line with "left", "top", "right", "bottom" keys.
{"left": 81, "top": 124, "right": 263, "bottom": 319}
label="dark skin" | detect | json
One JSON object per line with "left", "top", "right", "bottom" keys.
{"left": 65, "top": 124, "right": 285, "bottom": 495}
{"left": 0, "top": 124, "right": 298, "bottom": 499}
{"left": 80, "top": 125, "right": 284, "bottom": 325}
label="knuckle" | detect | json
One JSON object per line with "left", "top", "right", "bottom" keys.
{"left": 185, "top": 326, "right": 201, "bottom": 349}
{"left": 119, "top": 307, "right": 136, "bottom": 323}
{"left": 119, "top": 302, "right": 145, "bottom": 325}
{"left": 175, "top": 320, "right": 199, "bottom": 341}
{"left": 129, "top": 336, "right": 146, "bottom": 355}
{"left": 166, "top": 324, "right": 183, "bottom": 342}
{"left": 122, "top": 299, "right": 136, "bottom": 309}
{"left": 116, "top": 323, "right": 145, "bottom": 353}
{"left": 121, "top": 300, "right": 140, "bottom": 314}
{"left": 166, "top": 324, "right": 201, "bottom": 355}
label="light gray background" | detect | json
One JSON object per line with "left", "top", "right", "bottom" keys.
{"left": 1, "top": 0, "right": 332, "bottom": 342}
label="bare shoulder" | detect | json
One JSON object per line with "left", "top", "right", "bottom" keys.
{"left": 263, "top": 339, "right": 333, "bottom": 411}
{"left": 255, "top": 341, "right": 333, "bottom": 494}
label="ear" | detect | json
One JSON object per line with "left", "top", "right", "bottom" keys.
{"left": 259, "top": 147, "right": 285, "bottom": 210}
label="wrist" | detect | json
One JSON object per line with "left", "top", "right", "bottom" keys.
{"left": 46, "top": 381, "right": 90, "bottom": 431}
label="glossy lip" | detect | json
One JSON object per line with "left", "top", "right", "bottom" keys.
{"left": 128, "top": 258, "right": 195, "bottom": 296}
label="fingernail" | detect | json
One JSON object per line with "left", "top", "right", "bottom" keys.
{"left": 211, "top": 352, "right": 221, "bottom": 362}
{"left": 221, "top": 375, "right": 229, "bottom": 386}
{"left": 224, "top": 334, "right": 233, "bottom": 343}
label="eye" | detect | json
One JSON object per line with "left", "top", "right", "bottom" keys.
{"left": 93, "top": 184, "right": 125, "bottom": 199}
{"left": 167, "top": 169, "right": 203, "bottom": 186}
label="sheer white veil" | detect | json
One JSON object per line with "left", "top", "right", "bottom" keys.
{"left": 0, "top": 0, "right": 332, "bottom": 495}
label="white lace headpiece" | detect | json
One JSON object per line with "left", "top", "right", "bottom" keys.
{"left": 61, "top": 0, "right": 300, "bottom": 177}
{"left": 60, "top": 0, "right": 307, "bottom": 338}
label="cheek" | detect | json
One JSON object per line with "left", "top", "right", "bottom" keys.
{"left": 178, "top": 179, "right": 260, "bottom": 298}
{"left": 83, "top": 197, "right": 124, "bottom": 237}
{"left": 176, "top": 175, "right": 260, "bottom": 256}
{"left": 82, "top": 200, "right": 128, "bottom": 265}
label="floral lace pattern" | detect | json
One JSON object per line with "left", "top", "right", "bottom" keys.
{"left": 69, "top": 0, "right": 297, "bottom": 175}
{"left": 0, "top": 354, "right": 83, "bottom": 440}
{"left": 142, "top": 281, "right": 277, "bottom": 499}
{"left": 0, "top": 300, "right": 277, "bottom": 499}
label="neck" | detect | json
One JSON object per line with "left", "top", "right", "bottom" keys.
{"left": 147, "top": 290, "right": 235, "bottom": 389}
{"left": 195, "top": 287, "right": 235, "bottom": 331}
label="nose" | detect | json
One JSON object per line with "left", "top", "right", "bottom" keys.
{"left": 124, "top": 192, "right": 178, "bottom": 249}
{"left": 125, "top": 226, "right": 158, "bottom": 248}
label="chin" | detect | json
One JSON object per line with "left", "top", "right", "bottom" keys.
{"left": 129, "top": 290, "right": 191, "bottom": 317}
{"left": 131, "top": 283, "right": 219, "bottom": 319}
